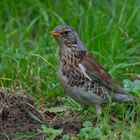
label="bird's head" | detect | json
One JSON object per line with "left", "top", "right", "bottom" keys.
{"left": 50, "top": 25, "right": 86, "bottom": 56}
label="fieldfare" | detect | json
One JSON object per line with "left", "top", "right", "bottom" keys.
{"left": 50, "top": 25, "right": 133, "bottom": 115}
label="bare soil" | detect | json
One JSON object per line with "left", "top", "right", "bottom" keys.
{"left": 0, "top": 90, "right": 82, "bottom": 140}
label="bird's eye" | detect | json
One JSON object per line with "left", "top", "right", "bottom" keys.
{"left": 64, "top": 31, "right": 69, "bottom": 35}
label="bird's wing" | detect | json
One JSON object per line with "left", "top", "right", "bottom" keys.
{"left": 80, "top": 52, "right": 126, "bottom": 94}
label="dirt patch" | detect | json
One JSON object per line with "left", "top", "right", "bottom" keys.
{"left": 0, "top": 90, "right": 82, "bottom": 139}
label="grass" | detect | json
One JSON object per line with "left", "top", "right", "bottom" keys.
{"left": 0, "top": 0, "right": 140, "bottom": 139}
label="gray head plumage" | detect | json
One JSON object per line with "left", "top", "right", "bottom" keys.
{"left": 50, "top": 25, "right": 87, "bottom": 54}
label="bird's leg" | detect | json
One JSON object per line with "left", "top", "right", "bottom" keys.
{"left": 94, "top": 105, "right": 102, "bottom": 125}
{"left": 94, "top": 105, "right": 102, "bottom": 115}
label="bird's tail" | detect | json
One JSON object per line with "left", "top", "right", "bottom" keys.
{"left": 112, "top": 93, "right": 134, "bottom": 103}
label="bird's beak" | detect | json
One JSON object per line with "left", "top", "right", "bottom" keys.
{"left": 49, "top": 31, "right": 61, "bottom": 36}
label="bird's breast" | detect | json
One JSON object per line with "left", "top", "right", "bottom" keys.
{"left": 59, "top": 54, "right": 86, "bottom": 87}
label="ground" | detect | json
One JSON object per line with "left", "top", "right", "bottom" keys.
{"left": 0, "top": 90, "right": 82, "bottom": 139}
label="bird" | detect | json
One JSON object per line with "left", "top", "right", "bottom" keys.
{"left": 50, "top": 25, "right": 134, "bottom": 115}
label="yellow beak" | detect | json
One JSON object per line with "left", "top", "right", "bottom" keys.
{"left": 49, "top": 31, "right": 60, "bottom": 36}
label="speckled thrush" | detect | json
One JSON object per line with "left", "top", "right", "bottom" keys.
{"left": 50, "top": 25, "right": 133, "bottom": 115}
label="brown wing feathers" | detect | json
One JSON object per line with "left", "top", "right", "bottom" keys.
{"left": 81, "top": 53, "right": 125, "bottom": 94}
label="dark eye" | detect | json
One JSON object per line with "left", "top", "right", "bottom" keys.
{"left": 64, "top": 31, "right": 69, "bottom": 35}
